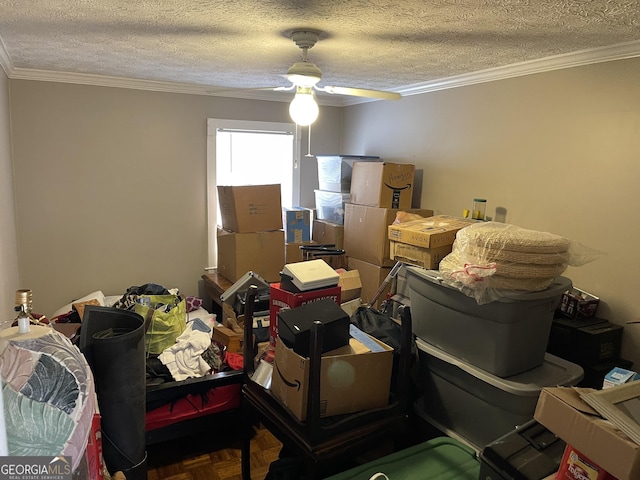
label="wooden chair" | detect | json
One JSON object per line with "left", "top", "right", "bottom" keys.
{"left": 241, "top": 285, "right": 413, "bottom": 479}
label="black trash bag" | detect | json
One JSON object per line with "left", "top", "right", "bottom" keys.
{"left": 351, "top": 305, "right": 421, "bottom": 404}
{"left": 350, "top": 305, "right": 416, "bottom": 357}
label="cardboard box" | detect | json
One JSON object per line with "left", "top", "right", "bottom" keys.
{"left": 389, "top": 240, "right": 452, "bottom": 269}
{"left": 534, "top": 387, "right": 640, "bottom": 480}
{"left": 558, "top": 287, "right": 600, "bottom": 319}
{"left": 387, "top": 215, "right": 475, "bottom": 249}
{"left": 556, "top": 444, "right": 616, "bottom": 480}
{"left": 217, "top": 184, "right": 283, "bottom": 233}
{"left": 213, "top": 324, "right": 244, "bottom": 353}
{"left": 216, "top": 227, "right": 285, "bottom": 282}
{"left": 350, "top": 162, "right": 415, "bottom": 209}
{"left": 347, "top": 257, "right": 391, "bottom": 309}
{"left": 312, "top": 219, "right": 344, "bottom": 249}
{"left": 338, "top": 269, "right": 362, "bottom": 302}
{"left": 343, "top": 204, "right": 433, "bottom": 267}
{"left": 316, "top": 155, "right": 381, "bottom": 192}
{"left": 271, "top": 331, "right": 394, "bottom": 421}
{"left": 283, "top": 207, "right": 312, "bottom": 243}
{"left": 285, "top": 241, "right": 317, "bottom": 264}
{"left": 267, "top": 283, "right": 342, "bottom": 360}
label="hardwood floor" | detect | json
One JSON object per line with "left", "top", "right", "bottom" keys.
{"left": 146, "top": 426, "right": 282, "bottom": 480}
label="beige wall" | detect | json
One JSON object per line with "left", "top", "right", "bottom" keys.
{"left": 343, "top": 57, "right": 640, "bottom": 368}
{"left": 8, "top": 81, "right": 342, "bottom": 316}
{"left": 0, "top": 69, "right": 20, "bottom": 319}
{"left": 6, "top": 58, "right": 640, "bottom": 369}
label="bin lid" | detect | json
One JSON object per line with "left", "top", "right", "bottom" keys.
{"left": 416, "top": 337, "right": 584, "bottom": 396}
{"left": 406, "top": 266, "right": 572, "bottom": 303}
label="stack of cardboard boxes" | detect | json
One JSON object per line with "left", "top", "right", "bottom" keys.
{"left": 342, "top": 161, "right": 432, "bottom": 307}
{"left": 216, "top": 184, "right": 285, "bottom": 283}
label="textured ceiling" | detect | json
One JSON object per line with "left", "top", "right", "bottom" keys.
{"left": 1, "top": 1, "right": 640, "bottom": 104}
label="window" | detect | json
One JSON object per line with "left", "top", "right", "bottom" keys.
{"left": 206, "top": 119, "right": 301, "bottom": 268}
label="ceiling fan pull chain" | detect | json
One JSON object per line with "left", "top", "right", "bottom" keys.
{"left": 306, "top": 124, "right": 313, "bottom": 157}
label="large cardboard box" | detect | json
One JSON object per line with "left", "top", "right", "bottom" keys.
{"left": 343, "top": 204, "right": 433, "bottom": 267}
{"left": 387, "top": 215, "right": 475, "bottom": 249}
{"left": 534, "top": 387, "right": 640, "bottom": 480}
{"left": 271, "top": 331, "right": 394, "bottom": 421}
{"left": 217, "top": 184, "right": 283, "bottom": 233}
{"left": 312, "top": 219, "right": 344, "bottom": 249}
{"left": 316, "top": 154, "right": 381, "bottom": 192}
{"left": 283, "top": 207, "right": 312, "bottom": 242}
{"left": 347, "top": 257, "right": 391, "bottom": 309}
{"left": 350, "top": 162, "right": 415, "bottom": 209}
{"left": 216, "top": 228, "right": 285, "bottom": 283}
{"left": 389, "top": 241, "right": 452, "bottom": 269}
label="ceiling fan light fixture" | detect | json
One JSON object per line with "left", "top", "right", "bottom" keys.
{"left": 286, "top": 62, "right": 322, "bottom": 87}
{"left": 289, "top": 87, "right": 319, "bottom": 126}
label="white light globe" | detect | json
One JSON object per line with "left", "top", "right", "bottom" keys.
{"left": 289, "top": 93, "right": 319, "bottom": 126}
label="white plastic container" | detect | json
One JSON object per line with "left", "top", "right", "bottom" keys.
{"left": 314, "top": 190, "right": 351, "bottom": 225}
{"left": 416, "top": 338, "right": 583, "bottom": 451}
{"left": 407, "top": 266, "right": 572, "bottom": 377}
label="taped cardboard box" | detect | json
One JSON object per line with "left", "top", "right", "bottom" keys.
{"left": 350, "top": 162, "right": 415, "bottom": 209}
{"left": 216, "top": 228, "right": 285, "bottom": 283}
{"left": 271, "top": 331, "right": 393, "bottom": 421}
{"left": 312, "top": 219, "right": 344, "bottom": 249}
{"left": 387, "top": 215, "right": 475, "bottom": 249}
{"left": 534, "top": 387, "right": 640, "bottom": 480}
{"left": 343, "top": 204, "right": 433, "bottom": 267}
{"left": 389, "top": 241, "right": 452, "bottom": 269}
{"left": 283, "top": 207, "right": 312, "bottom": 243}
{"left": 217, "top": 184, "right": 283, "bottom": 233}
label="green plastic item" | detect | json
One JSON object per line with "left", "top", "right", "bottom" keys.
{"left": 324, "top": 436, "right": 480, "bottom": 480}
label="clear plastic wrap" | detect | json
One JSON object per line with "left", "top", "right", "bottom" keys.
{"left": 438, "top": 222, "right": 604, "bottom": 304}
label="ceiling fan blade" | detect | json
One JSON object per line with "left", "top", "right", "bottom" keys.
{"left": 257, "top": 85, "right": 296, "bottom": 92}
{"left": 320, "top": 85, "right": 401, "bottom": 100}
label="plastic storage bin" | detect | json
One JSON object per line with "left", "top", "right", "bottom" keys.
{"left": 314, "top": 190, "right": 350, "bottom": 224}
{"left": 323, "top": 436, "right": 480, "bottom": 480}
{"left": 415, "top": 337, "right": 583, "bottom": 451}
{"left": 407, "top": 266, "right": 572, "bottom": 377}
{"left": 316, "top": 155, "right": 380, "bottom": 192}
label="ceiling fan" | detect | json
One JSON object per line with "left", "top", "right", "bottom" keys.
{"left": 270, "top": 30, "right": 402, "bottom": 126}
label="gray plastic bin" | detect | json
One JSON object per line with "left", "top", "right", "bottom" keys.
{"left": 407, "top": 266, "right": 572, "bottom": 377}
{"left": 416, "top": 337, "right": 583, "bottom": 450}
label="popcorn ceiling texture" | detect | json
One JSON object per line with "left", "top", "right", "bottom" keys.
{"left": 0, "top": 0, "right": 639, "bottom": 94}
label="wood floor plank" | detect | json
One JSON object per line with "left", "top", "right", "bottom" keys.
{"left": 146, "top": 427, "right": 281, "bottom": 480}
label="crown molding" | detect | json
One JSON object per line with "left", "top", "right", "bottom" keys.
{"left": 2, "top": 38, "right": 640, "bottom": 105}
{"left": 396, "top": 40, "right": 640, "bottom": 97}
{"left": 0, "top": 35, "right": 13, "bottom": 77}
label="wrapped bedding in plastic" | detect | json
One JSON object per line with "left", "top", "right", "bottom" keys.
{"left": 438, "top": 222, "right": 603, "bottom": 304}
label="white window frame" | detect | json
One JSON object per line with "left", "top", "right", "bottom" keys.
{"left": 206, "top": 118, "right": 301, "bottom": 269}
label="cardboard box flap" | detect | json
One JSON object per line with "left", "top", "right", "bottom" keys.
{"left": 553, "top": 387, "right": 601, "bottom": 415}
{"left": 534, "top": 387, "right": 640, "bottom": 480}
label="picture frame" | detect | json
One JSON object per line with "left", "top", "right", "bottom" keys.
{"left": 581, "top": 381, "right": 640, "bottom": 445}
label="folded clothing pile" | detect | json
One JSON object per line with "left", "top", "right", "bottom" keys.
{"left": 439, "top": 222, "right": 572, "bottom": 294}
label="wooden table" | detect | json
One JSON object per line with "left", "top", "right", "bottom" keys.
{"left": 201, "top": 271, "right": 234, "bottom": 312}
